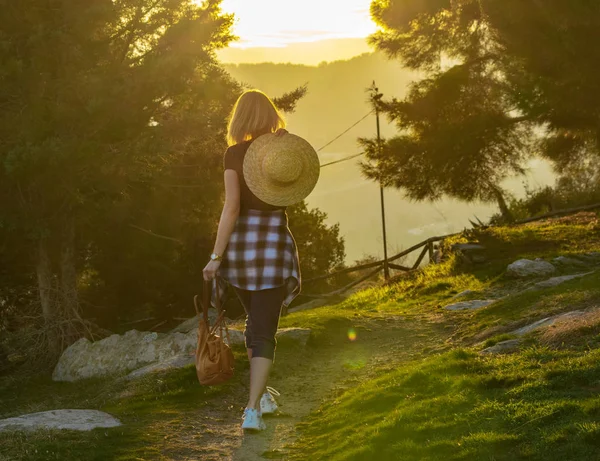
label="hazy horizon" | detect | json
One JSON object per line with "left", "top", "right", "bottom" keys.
{"left": 217, "top": 37, "right": 373, "bottom": 66}
{"left": 224, "top": 53, "right": 557, "bottom": 263}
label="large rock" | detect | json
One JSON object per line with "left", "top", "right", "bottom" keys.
{"left": 506, "top": 259, "right": 557, "bottom": 278}
{"left": 56, "top": 324, "right": 312, "bottom": 382}
{"left": 0, "top": 409, "right": 121, "bottom": 432}
{"left": 169, "top": 312, "right": 218, "bottom": 334}
{"left": 125, "top": 354, "right": 195, "bottom": 380}
{"left": 444, "top": 300, "right": 496, "bottom": 311}
{"left": 53, "top": 329, "right": 198, "bottom": 382}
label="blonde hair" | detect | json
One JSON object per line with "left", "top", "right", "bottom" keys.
{"left": 227, "top": 90, "right": 286, "bottom": 146}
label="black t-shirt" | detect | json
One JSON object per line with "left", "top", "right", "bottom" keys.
{"left": 223, "top": 140, "right": 286, "bottom": 212}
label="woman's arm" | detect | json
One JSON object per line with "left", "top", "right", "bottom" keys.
{"left": 203, "top": 170, "right": 241, "bottom": 281}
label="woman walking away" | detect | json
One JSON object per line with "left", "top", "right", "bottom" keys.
{"left": 202, "top": 89, "right": 320, "bottom": 433}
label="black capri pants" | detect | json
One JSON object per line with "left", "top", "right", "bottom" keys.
{"left": 233, "top": 285, "right": 286, "bottom": 361}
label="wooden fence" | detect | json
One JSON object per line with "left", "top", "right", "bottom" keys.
{"left": 300, "top": 201, "right": 600, "bottom": 300}
{"left": 300, "top": 234, "right": 456, "bottom": 299}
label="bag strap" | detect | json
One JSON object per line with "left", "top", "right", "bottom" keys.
{"left": 194, "top": 278, "right": 232, "bottom": 345}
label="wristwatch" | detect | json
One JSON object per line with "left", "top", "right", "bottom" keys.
{"left": 210, "top": 253, "right": 223, "bottom": 262}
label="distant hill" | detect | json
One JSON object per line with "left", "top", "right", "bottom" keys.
{"left": 224, "top": 53, "right": 555, "bottom": 263}
{"left": 224, "top": 52, "right": 414, "bottom": 153}
{"left": 217, "top": 38, "right": 372, "bottom": 66}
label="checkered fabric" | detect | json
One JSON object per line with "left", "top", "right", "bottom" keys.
{"left": 213, "top": 209, "right": 301, "bottom": 307}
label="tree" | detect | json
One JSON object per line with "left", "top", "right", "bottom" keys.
{"left": 287, "top": 201, "right": 346, "bottom": 284}
{"left": 0, "top": 0, "right": 236, "bottom": 356}
{"left": 364, "top": 0, "right": 600, "bottom": 219}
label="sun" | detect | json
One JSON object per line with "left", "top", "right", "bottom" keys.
{"left": 217, "top": 0, "right": 377, "bottom": 48}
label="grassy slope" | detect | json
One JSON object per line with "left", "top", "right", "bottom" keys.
{"left": 286, "top": 213, "right": 600, "bottom": 460}
{"left": 1, "top": 213, "right": 599, "bottom": 460}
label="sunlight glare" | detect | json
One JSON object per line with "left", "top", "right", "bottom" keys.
{"left": 214, "top": 0, "right": 377, "bottom": 48}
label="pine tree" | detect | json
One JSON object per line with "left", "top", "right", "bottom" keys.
{"left": 365, "top": 0, "right": 600, "bottom": 218}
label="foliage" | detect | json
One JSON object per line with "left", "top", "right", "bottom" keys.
{"left": 492, "top": 176, "right": 600, "bottom": 224}
{"left": 288, "top": 201, "right": 346, "bottom": 292}
{"left": 365, "top": 0, "right": 600, "bottom": 213}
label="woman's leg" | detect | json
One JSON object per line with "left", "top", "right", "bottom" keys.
{"left": 245, "top": 286, "right": 285, "bottom": 410}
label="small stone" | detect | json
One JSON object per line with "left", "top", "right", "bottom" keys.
{"left": 0, "top": 410, "right": 121, "bottom": 432}
{"left": 506, "top": 259, "right": 557, "bottom": 278}
{"left": 276, "top": 328, "right": 312, "bottom": 347}
{"left": 534, "top": 272, "right": 594, "bottom": 289}
{"left": 444, "top": 300, "right": 495, "bottom": 311}
{"left": 578, "top": 252, "right": 600, "bottom": 263}
{"left": 452, "top": 243, "right": 486, "bottom": 251}
{"left": 553, "top": 256, "right": 590, "bottom": 268}
{"left": 481, "top": 339, "right": 522, "bottom": 355}
{"left": 288, "top": 298, "right": 328, "bottom": 314}
{"left": 451, "top": 290, "right": 475, "bottom": 300}
{"left": 511, "top": 311, "right": 587, "bottom": 336}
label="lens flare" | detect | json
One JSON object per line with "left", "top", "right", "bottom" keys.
{"left": 348, "top": 328, "right": 357, "bottom": 341}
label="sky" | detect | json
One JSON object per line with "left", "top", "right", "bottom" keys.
{"left": 218, "top": 0, "right": 377, "bottom": 48}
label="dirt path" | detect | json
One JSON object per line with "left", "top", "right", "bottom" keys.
{"left": 148, "top": 316, "right": 446, "bottom": 461}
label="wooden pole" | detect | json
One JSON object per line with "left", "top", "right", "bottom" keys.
{"left": 372, "top": 81, "right": 390, "bottom": 281}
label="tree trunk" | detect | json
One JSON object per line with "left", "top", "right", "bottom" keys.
{"left": 36, "top": 236, "right": 60, "bottom": 355}
{"left": 490, "top": 185, "right": 515, "bottom": 223}
{"left": 60, "top": 218, "right": 82, "bottom": 329}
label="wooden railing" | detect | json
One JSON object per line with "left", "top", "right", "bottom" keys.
{"left": 301, "top": 234, "right": 458, "bottom": 299}
{"left": 299, "top": 201, "right": 600, "bottom": 300}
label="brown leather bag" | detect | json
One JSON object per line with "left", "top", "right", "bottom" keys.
{"left": 194, "top": 280, "right": 234, "bottom": 386}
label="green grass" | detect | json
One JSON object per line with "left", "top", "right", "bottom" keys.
{"left": 2, "top": 214, "right": 600, "bottom": 460}
{"left": 0, "top": 348, "right": 250, "bottom": 461}
{"left": 456, "top": 271, "right": 600, "bottom": 343}
{"left": 289, "top": 347, "right": 600, "bottom": 461}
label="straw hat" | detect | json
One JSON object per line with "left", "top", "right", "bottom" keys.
{"left": 243, "top": 133, "right": 320, "bottom": 207}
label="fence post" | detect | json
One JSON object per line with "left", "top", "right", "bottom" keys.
{"left": 428, "top": 241, "right": 434, "bottom": 264}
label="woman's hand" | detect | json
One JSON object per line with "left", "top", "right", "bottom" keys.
{"left": 203, "top": 260, "right": 221, "bottom": 281}
{"left": 275, "top": 128, "right": 288, "bottom": 137}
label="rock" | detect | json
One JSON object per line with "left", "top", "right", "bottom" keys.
{"left": 511, "top": 311, "right": 587, "bottom": 336}
{"left": 288, "top": 298, "right": 328, "bottom": 314}
{"left": 481, "top": 339, "right": 522, "bottom": 355}
{"left": 451, "top": 290, "right": 475, "bottom": 300}
{"left": 534, "top": 272, "right": 594, "bottom": 289}
{"left": 55, "top": 321, "right": 313, "bottom": 382}
{"left": 169, "top": 313, "right": 218, "bottom": 334}
{"left": 506, "top": 259, "right": 557, "bottom": 278}
{"left": 276, "top": 328, "right": 312, "bottom": 347}
{"left": 452, "top": 243, "right": 487, "bottom": 264}
{"left": 552, "top": 256, "right": 591, "bottom": 268}
{"left": 578, "top": 252, "right": 600, "bottom": 264}
{"left": 226, "top": 329, "right": 246, "bottom": 345}
{"left": 125, "top": 354, "right": 195, "bottom": 380}
{"left": 0, "top": 409, "right": 121, "bottom": 432}
{"left": 444, "top": 300, "right": 496, "bottom": 311}
{"left": 226, "top": 328, "right": 311, "bottom": 347}
{"left": 53, "top": 328, "right": 199, "bottom": 382}
{"left": 452, "top": 243, "right": 486, "bottom": 251}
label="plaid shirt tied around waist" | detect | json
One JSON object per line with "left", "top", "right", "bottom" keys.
{"left": 213, "top": 208, "right": 301, "bottom": 307}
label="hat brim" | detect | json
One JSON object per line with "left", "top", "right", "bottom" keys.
{"left": 243, "top": 133, "right": 320, "bottom": 207}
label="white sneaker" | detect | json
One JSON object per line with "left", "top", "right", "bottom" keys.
{"left": 241, "top": 408, "right": 266, "bottom": 432}
{"left": 260, "top": 386, "right": 281, "bottom": 415}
